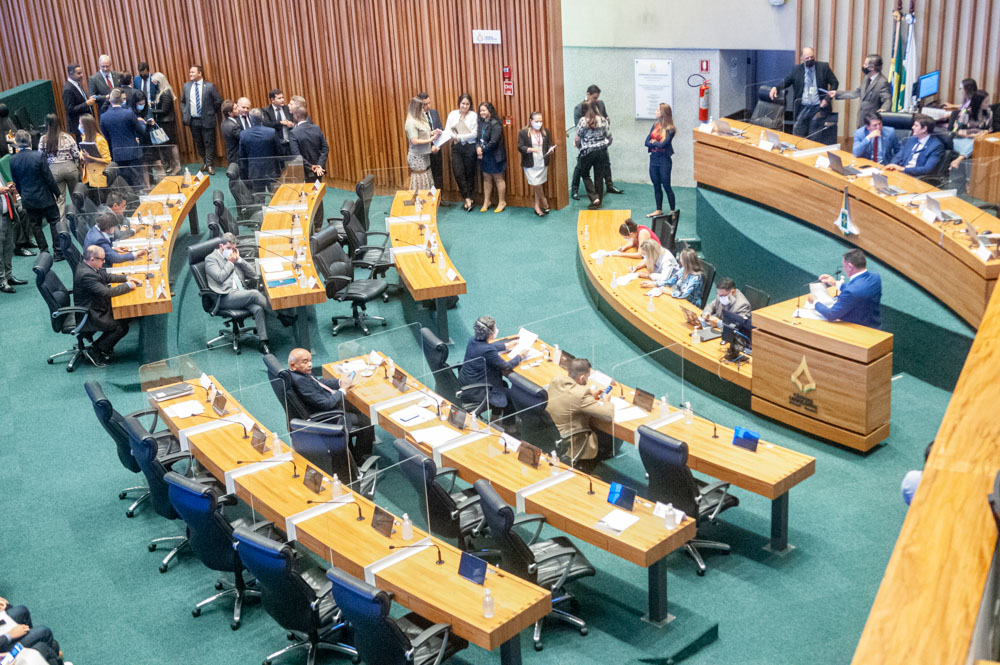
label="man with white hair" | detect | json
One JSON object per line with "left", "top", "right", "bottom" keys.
{"left": 88, "top": 54, "right": 118, "bottom": 114}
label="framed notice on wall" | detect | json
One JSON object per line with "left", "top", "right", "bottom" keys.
{"left": 634, "top": 59, "right": 673, "bottom": 120}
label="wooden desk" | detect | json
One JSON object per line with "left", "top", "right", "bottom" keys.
{"left": 324, "top": 356, "right": 696, "bottom": 626}
{"left": 258, "top": 183, "right": 328, "bottom": 349}
{"left": 387, "top": 190, "right": 466, "bottom": 341}
{"left": 507, "top": 338, "right": 815, "bottom": 552}
{"left": 109, "top": 174, "right": 209, "bottom": 362}
{"left": 969, "top": 132, "right": 1000, "bottom": 207}
{"left": 693, "top": 120, "right": 1000, "bottom": 327}
{"left": 153, "top": 377, "right": 550, "bottom": 665}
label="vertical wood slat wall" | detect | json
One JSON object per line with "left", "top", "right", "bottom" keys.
{"left": 795, "top": 0, "right": 1000, "bottom": 138}
{"left": 0, "top": 0, "right": 566, "bottom": 208}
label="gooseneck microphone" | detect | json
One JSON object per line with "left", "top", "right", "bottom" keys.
{"left": 185, "top": 412, "right": 250, "bottom": 438}
{"left": 306, "top": 498, "right": 365, "bottom": 521}
{"left": 389, "top": 542, "right": 445, "bottom": 565}
{"left": 391, "top": 236, "right": 435, "bottom": 262}
{"left": 235, "top": 458, "right": 299, "bottom": 477}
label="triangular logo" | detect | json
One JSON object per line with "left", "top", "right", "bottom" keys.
{"left": 791, "top": 356, "right": 816, "bottom": 393}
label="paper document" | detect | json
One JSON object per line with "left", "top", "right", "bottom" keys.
{"left": 259, "top": 257, "right": 287, "bottom": 272}
{"left": 335, "top": 359, "right": 370, "bottom": 374}
{"left": 589, "top": 249, "right": 612, "bottom": 259}
{"left": 433, "top": 131, "right": 452, "bottom": 149}
{"left": 987, "top": 137, "right": 1000, "bottom": 143}
{"left": 390, "top": 405, "right": 437, "bottom": 426}
{"left": 645, "top": 287, "right": 664, "bottom": 297}
{"left": 141, "top": 194, "right": 186, "bottom": 204}
{"left": 793, "top": 307, "right": 827, "bottom": 320}
{"left": 116, "top": 237, "right": 165, "bottom": 250}
{"left": 589, "top": 369, "right": 613, "bottom": 388}
{"left": 615, "top": 272, "right": 640, "bottom": 286}
{"left": 507, "top": 328, "right": 538, "bottom": 359}
{"left": 615, "top": 405, "right": 649, "bottom": 423}
{"left": 267, "top": 203, "right": 309, "bottom": 213}
{"left": 263, "top": 269, "right": 294, "bottom": 280}
{"left": 411, "top": 425, "right": 462, "bottom": 448}
{"left": 976, "top": 245, "right": 994, "bottom": 261}
{"left": 164, "top": 400, "right": 205, "bottom": 419}
{"left": 597, "top": 509, "right": 640, "bottom": 535}
{"left": 809, "top": 282, "right": 835, "bottom": 306}
{"left": 446, "top": 268, "right": 459, "bottom": 282}
{"left": 856, "top": 167, "right": 880, "bottom": 177}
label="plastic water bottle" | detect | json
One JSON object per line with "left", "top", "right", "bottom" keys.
{"left": 183, "top": 167, "right": 192, "bottom": 186}
{"left": 611, "top": 272, "right": 618, "bottom": 288}
{"left": 663, "top": 503, "right": 677, "bottom": 529}
{"left": 647, "top": 295, "right": 655, "bottom": 312}
{"left": 292, "top": 214, "right": 301, "bottom": 232}
{"left": 331, "top": 474, "right": 342, "bottom": 497}
{"left": 151, "top": 246, "right": 159, "bottom": 264}
{"left": 549, "top": 450, "right": 560, "bottom": 474}
{"left": 271, "top": 431, "right": 282, "bottom": 456}
{"left": 158, "top": 278, "right": 166, "bottom": 298}
{"left": 401, "top": 513, "right": 413, "bottom": 541}
{"left": 552, "top": 344, "right": 561, "bottom": 365}
{"left": 684, "top": 401, "right": 693, "bottom": 424}
{"left": 483, "top": 589, "right": 495, "bottom": 618}
{"left": 691, "top": 328, "right": 700, "bottom": 343}
{"left": 297, "top": 268, "right": 306, "bottom": 288}
{"left": 583, "top": 224, "right": 590, "bottom": 240}
{"left": 660, "top": 395, "right": 669, "bottom": 413}
{"left": 144, "top": 278, "right": 153, "bottom": 299}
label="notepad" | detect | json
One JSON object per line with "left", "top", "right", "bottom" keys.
{"left": 266, "top": 277, "right": 297, "bottom": 288}
{"left": 411, "top": 425, "right": 461, "bottom": 447}
{"left": 390, "top": 405, "right": 437, "bottom": 426}
{"left": 164, "top": 400, "right": 205, "bottom": 419}
{"left": 597, "top": 509, "right": 640, "bottom": 535}
{"left": 263, "top": 269, "right": 295, "bottom": 280}
{"left": 259, "top": 257, "right": 287, "bottom": 272}
{"left": 793, "top": 307, "right": 827, "bottom": 320}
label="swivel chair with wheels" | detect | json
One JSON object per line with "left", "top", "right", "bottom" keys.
{"left": 749, "top": 85, "right": 786, "bottom": 130}
{"left": 743, "top": 284, "right": 771, "bottom": 310}
{"left": 355, "top": 174, "right": 375, "bottom": 231}
{"left": 33, "top": 252, "right": 98, "bottom": 372}
{"left": 418, "top": 327, "right": 491, "bottom": 413}
{"left": 311, "top": 225, "right": 387, "bottom": 336}
{"left": 188, "top": 238, "right": 258, "bottom": 354}
{"left": 289, "top": 418, "right": 379, "bottom": 499}
{"left": 55, "top": 220, "right": 81, "bottom": 274}
{"left": 699, "top": 260, "right": 717, "bottom": 309}
{"left": 342, "top": 198, "right": 392, "bottom": 282}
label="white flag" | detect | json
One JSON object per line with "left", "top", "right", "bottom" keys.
{"left": 902, "top": 15, "right": 919, "bottom": 112}
{"left": 835, "top": 188, "right": 858, "bottom": 236}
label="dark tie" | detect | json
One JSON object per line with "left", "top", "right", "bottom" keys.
{"left": 872, "top": 136, "right": 880, "bottom": 164}
{"left": 195, "top": 83, "right": 201, "bottom": 116}
{"left": 105, "top": 74, "right": 112, "bottom": 91}
{"left": 242, "top": 116, "right": 249, "bottom": 130}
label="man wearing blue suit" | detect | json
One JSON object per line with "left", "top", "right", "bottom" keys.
{"left": 809, "top": 249, "right": 882, "bottom": 328}
{"left": 885, "top": 114, "right": 945, "bottom": 178}
{"left": 852, "top": 112, "right": 900, "bottom": 165}
{"left": 238, "top": 108, "right": 280, "bottom": 192}
{"left": 100, "top": 89, "right": 151, "bottom": 187}
{"left": 133, "top": 62, "right": 159, "bottom": 107}
{"left": 83, "top": 211, "right": 148, "bottom": 267}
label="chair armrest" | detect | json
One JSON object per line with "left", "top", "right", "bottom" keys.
{"left": 408, "top": 622, "right": 453, "bottom": 665}
{"left": 159, "top": 451, "right": 192, "bottom": 470}
{"left": 451, "top": 494, "right": 481, "bottom": 519}
{"left": 697, "top": 480, "right": 732, "bottom": 521}
{"left": 531, "top": 544, "right": 579, "bottom": 590}
{"left": 513, "top": 513, "right": 547, "bottom": 545}
{"left": 305, "top": 410, "right": 346, "bottom": 426}
{"left": 358, "top": 454, "right": 380, "bottom": 476}
{"left": 235, "top": 219, "right": 259, "bottom": 229}
{"left": 53, "top": 306, "right": 90, "bottom": 334}
{"left": 436, "top": 467, "right": 459, "bottom": 492}
{"left": 357, "top": 243, "right": 389, "bottom": 254}
{"left": 126, "top": 407, "right": 160, "bottom": 432}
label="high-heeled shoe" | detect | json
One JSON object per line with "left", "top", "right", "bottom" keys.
{"left": 494, "top": 203, "right": 506, "bottom": 213}
{"left": 534, "top": 209, "right": 545, "bottom": 217}
{"left": 646, "top": 210, "right": 662, "bottom": 218}
{"left": 480, "top": 204, "right": 490, "bottom": 212}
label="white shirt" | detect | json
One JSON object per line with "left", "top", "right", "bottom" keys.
{"left": 444, "top": 109, "right": 478, "bottom": 143}
{"left": 188, "top": 80, "right": 203, "bottom": 117}
{"left": 68, "top": 77, "right": 87, "bottom": 99}
{"left": 906, "top": 135, "right": 929, "bottom": 168}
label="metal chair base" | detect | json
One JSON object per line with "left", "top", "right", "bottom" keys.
{"left": 149, "top": 535, "right": 189, "bottom": 573}
{"left": 192, "top": 577, "right": 261, "bottom": 629}
{"left": 264, "top": 623, "right": 357, "bottom": 665}
{"left": 48, "top": 343, "right": 97, "bottom": 372}
{"left": 685, "top": 538, "right": 731, "bottom": 575}
{"left": 331, "top": 311, "right": 386, "bottom": 336}
{"left": 532, "top": 591, "right": 587, "bottom": 650}
{"left": 207, "top": 324, "right": 257, "bottom": 354}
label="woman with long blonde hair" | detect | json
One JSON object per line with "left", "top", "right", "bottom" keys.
{"left": 644, "top": 102, "right": 676, "bottom": 217}
{"left": 404, "top": 96, "right": 440, "bottom": 191}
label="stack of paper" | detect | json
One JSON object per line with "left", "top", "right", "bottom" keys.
{"left": 608, "top": 396, "right": 648, "bottom": 422}
{"left": 793, "top": 308, "right": 826, "bottom": 320}
{"left": 411, "top": 426, "right": 461, "bottom": 448}
{"left": 390, "top": 405, "right": 437, "bottom": 426}
{"left": 590, "top": 249, "right": 612, "bottom": 260}
{"left": 507, "top": 328, "right": 538, "bottom": 359}
{"left": 589, "top": 369, "right": 613, "bottom": 388}
{"left": 259, "top": 257, "right": 287, "bottom": 273}
{"left": 809, "top": 282, "right": 835, "bottom": 306}
{"left": 165, "top": 400, "right": 205, "bottom": 419}
{"left": 336, "top": 359, "right": 370, "bottom": 374}
{"left": 597, "top": 509, "right": 640, "bottom": 535}
{"left": 615, "top": 272, "right": 640, "bottom": 286}
{"left": 117, "top": 237, "right": 165, "bottom": 249}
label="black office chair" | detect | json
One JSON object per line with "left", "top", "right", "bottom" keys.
{"left": 85, "top": 380, "right": 179, "bottom": 517}
{"left": 699, "top": 260, "right": 717, "bottom": 310}
{"left": 637, "top": 425, "right": 739, "bottom": 576}
{"left": 165, "top": 472, "right": 271, "bottom": 630}
{"left": 649, "top": 211, "right": 679, "bottom": 254}
{"left": 418, "top": 327, "right": 490, "bottom": 414}
{"left": 880, "top": 111, "right": 915, "bottom": 138}
{"left": 312, "top": 225, "right": 388, "bottom": 336}
{"left": 71, "top": 181, "right": 97, "bottom": 216}
{"left": 327, "top": 566, "right": 467, "bottom": 665}
{"left": 227, "top": 162, "right": 267, "bottom": 220}
{"left": 66, "top": 210, "right": 89, "bottom": 252}
{"left": 922, "top": 131, "right": 955, "bottom": 188}
{"left": 504, "top": 373, "right": 594, "bottom": 466}
{"left": 342, "top": 198, "right": 393, "bottom": 280}
{"left": 743, "top": 284, "right": 771, "bottom": 310}
{"left": 262, "top": 354, "right": 349, "bottom": 430}
{"left": 55, "top": 220, "right": 82, "bottom": 274}
{"left": 33, "top": 252, "right": 98, "bottom": 372}
{"left": 123, "top": 414, "right": 195, "bottom": 572}
{"left": 289, "top": 418, "right": 379, "bottom": 499}
{"left": 393, "top": 439, "right": 486, "bottom": 551}
{"left": 475, "top": 479, "right": 594, "bottom": 650}
{"left": 749, "top": 85, "right": 786, "bottom": 130}
{"left": 206, "top": 211, "right": 257, "bottom": 255}
{"left": 187, "top": 238, "right": 258, "bottom": 354}
{"left": 233, "top": 527, "right": 357, "bottom": 665}
{"left": 355, "top": 174, "right": 375, "bottom": 231}
{"left": 213, "top": 189, "right": 261, "bottom": 235}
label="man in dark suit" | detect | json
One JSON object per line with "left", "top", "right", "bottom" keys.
{"left": 74, "top": 244, "right": 141, "bottom": 365}
{"left": 770, "top": 47, "right": 840, "bottom": 137}
{"left": 852, "top": 112, "right": 901, "bottom": 165}
{"left": 809, "top": 249, "right": 882, "bottom": 329}
{"left": 261, "top": 89, "right": 294, "bottom": 155}
{"left": 100, "top": 89, "right": 151, "bottom": 187}
{"left": 835, "top": 53, "right": 891, "bottom": 128}
{"left": 87, "top": 54, "right": 118, "bottom": 115}
{"left": 239, "top": 108, "right": 280, "bottom": 191}
{"left": 133, "top": 62, "right": 159, "bottom": 107}
{"left": 180, "top": 64, "right": 223, "bottom": 174}
{"left": 62, "top": 63, "right": 94, "bottom": 141}
{"left": 83, "top": 211, "right": 147, "bottom": 267}
{"left": 885, "top": 114, "right": 946, "bottom": 178}
{"left": 9, "top": 131, "right": 61, "bottom": 259}
{"left": 0, "top": 172, "right": 27, "bottom": 292}
{"left": 416, "top": 92, "right": 449, "bottom": 204}
{"left": 287, "top": 347, "right": 374, "bottom": 458}
{"left": 220, "top": 99, "right": 242, "bottom": 167}
{"left": 289, "top": 105, "right": 328, "bottom": 229}
{"left": 235, "top": 96, "right": 253, "bottom": 131}
{"left": 570, "top": 84, "right": 622, "bottom": 199}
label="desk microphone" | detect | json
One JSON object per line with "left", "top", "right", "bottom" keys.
{"left": 159, "top": 179, "right": 182, "bottom": 195}
{"left": 551, "top": 456, "right": 596, "bottom": 495}
{"left": 795, "top": 281, "right": 813, "bottom": 312}
{"left": 184, "top": 412, "right": 251, "bottom": 438}
{"left": 389, "top": 543, "right": 445, "bottom": 565}
{"left": 792, "top": 121, "right": 838, "bottom": 149}
{"left": 711, "top": 420, "right": 719, "bottom": 439}
{"left": 391, "top": 237, "right": 435, "bottom": 262}
{"left": 257, "top": 242, "right": 302, "bottom": 271}
{"left": 408, "top": 384, "right": 443, "bottom": 419}
{"left": 306, "top": 498, "right": 365, "bottom": 520}
{"left": 235, "top": 457, "right": 299, "bottom": 478}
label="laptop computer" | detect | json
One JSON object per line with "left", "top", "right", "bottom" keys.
{"left": 872, "top": 172, "right": 906, "bottom": 196}
{"left": 764, "top": 129, "right": 796, "bottom": 151}
{"left": 924, "top": 195, "right": 962, "bottom": 223}
{"left": 713, "top": 119, "right": 745, "bottom": 137}
{"left": 632, "top": 388, "right": 655, "bottom": 412}
{"left": 827, "top": 151, "right": 862, "bottom": 176}
{"left": 681, "top": 306, "right": 722, "bottom": 341}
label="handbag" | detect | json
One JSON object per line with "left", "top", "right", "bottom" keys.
{"left": 149, "top": 126, "right": 169, "bottom": 145}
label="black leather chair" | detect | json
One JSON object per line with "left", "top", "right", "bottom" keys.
{"left": 922, "top": 131, "right": 955, "bottom": 188}
{"left": 504, "top": 373, "right": 591, "bottom": 464}
{"left": 206, "top": 211, "right": 257, "bottom": 255}
{"left": 418, "top": 327, "right": 490, "bottom": 413}
{"left": 475, "top": 479, "right": 594, "bottom": 650}
{"left": 227, "top": 162, "right": 267, "bottom": 220}
{"left": 743, "top": 284, "right": 771, "bottom": 310}
{"left": 649, "top": 211, "right": 679, "bottom": 254}
{"left": 750, "top": 85, "right": 786, "bottom": 130}
{"left": 880, "top": 111, "right": 915, "bottom": 138}
{"left": 637, "top": 425, "right": 739, "bottom": 575}
{"left": 699, "top": 260, "right": 717, "bottom": 310}
{"left": 289, "top": 418, "right": 378, "bottom": 499}
{"left": 327, "top": 566, "right": 466, "bottom": 665}
{"left": 342, "top": 198, "right": 392, "bottom": 280}
{"left": 165, "top": 472, "right": 270, "bottom": 629}
{"left": 262, "top": 354, "right": 352, "bottom": 433}
{"left": 312, "top": 225, "right": 387, "bottom": 335}
{"left": 33, "top": 251, "right": 98, "bottom": 372}
{"left": 213, "top": 189, "right": 261, "bottom": 235}
{"left": 55, "top": 220, "right": 82, "bottom": 274}
{"left": 355, "top": 174, "right": 375, "bottom": 231}
{"left": 233, "top": 527, "right": 357, "bottom": 665}
{"left": 85, "top": 380, "right": 179, "bottom": 517}
{"left": 187, "top": 238, "right": 258, "bottom": 354}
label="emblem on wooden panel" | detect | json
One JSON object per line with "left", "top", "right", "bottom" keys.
{"left": 789, "top": 356, "right": 818, "bottom": 413}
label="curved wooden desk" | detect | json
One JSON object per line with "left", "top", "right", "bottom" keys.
{"left": 153, "top": 377, "right": 550, "bottom": 664}
{"left": 387, "top": 190, "right": 466, "bottom": 341}
{"left": 970, "top": 131, "right": 1000, "bottom": 207}
{"left": 692, "top": 120, "right": 1000, "bottom": 327}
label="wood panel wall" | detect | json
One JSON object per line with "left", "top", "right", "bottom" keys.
{"left": 0, "top": 0, "right": 566, "bottom": 208}
{"left": 795, "top": 0, "right": 1000, "bottom": 139}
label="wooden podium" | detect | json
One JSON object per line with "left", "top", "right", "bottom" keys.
{"left": 749, "top": 297, "right": 894, "bottom": 452}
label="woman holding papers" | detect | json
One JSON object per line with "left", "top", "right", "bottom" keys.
{"left": 444, "top": 93, "right": 479, "bottom": 211}
{"left": 517, "top": 111, "right": 554, "bottom": 217}
{"left": 78, "top": 114, "right": 111, "bottom": 193}
{"left": 404, "top": 96, "right": 439, "bottom": 192}
{"left": 477, "top": 101, "right": 507, "bottom": 213}
{"left": 458, "top": 316, "right": 522, "bottom": 425}
{"left": 644, "top": 103, "right": 676, "bottom": 217}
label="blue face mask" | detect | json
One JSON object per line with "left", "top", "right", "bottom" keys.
{"left": 136, "top": 104, "right": 145, "bottom": 111}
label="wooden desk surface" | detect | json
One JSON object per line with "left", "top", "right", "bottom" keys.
{"left": 323, "top": 357, "right": 697, "bottom": 568}
{"left": 152, "top": 377, "right": 550, "bottom": 652}
{"left": 258, "top": 183, "right": 327, "bottom": 311}
{"left": 111, "top": 175, "right": 209, "bottom": 319}
{"left": 969, "top": 132, "right": 1000, "bottom": 206}
{"left": 388, "top": 190, "right": 467, "bottom": 301}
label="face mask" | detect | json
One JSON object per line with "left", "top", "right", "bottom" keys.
{"left": 861, "top": 66, "right": 870, "bottom": 75}
{"left": 78, "top": 125, "right": 84, "bottom": 136}
{"left": 136, "top": 104, "right": 145, "bottom": 111}
{"left": 719, "top": 294, "right": 732, "bottom": 306}
{"left": 805, "top": 60, "right": 815, "bottom": 68}
{"left": 531, "top": 121, "right": 542, "bottom": 130}
{"left": 221, "top": 248, "right": 232, "bottom": 259}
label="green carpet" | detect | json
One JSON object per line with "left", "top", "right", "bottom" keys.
{"left": 0, "top": 173, "right": 971, "bottom": 665}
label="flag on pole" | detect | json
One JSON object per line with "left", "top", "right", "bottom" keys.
{"left": 901, "top": 12, "right": 918, "bottom": 111}
{"left": 835, "top": 187, "right": 858, "bottom": 235}
{"left": 889, "top": 2, "right": 905, "bottom": 111}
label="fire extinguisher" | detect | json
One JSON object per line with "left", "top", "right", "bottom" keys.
{"left": 698, "top": 80, "right": 710, "bottom": 122}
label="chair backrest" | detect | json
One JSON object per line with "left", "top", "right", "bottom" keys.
{"left": 288, "top": 418, "right": 358, "bottom": 484}
{"left": 475, "top": 479, "right": 537, "bottom": 582}
{"left": 700, "top": 259, "right": 716, "bottom": 309}
{"left": 13, "top": 107, "right": 32, "bottom": 130}
{"left": 262, "top": 353, "right": 291, "bottom": 429}
{"left": 123, "top": 415, "right": 178, "bottom": 520}
{"left": 342, "top": 198, "right": 367, "bottom": 256}
{"left": 84, "top": 380, "right": 142, "bottom": 473}
{"left": 505, "top": 373, "right": 560, "bottom": 445}
{"left": 212, "top": 190, "right": 239, "bottom": 234}
{"left": 33, "top": 251, "right": 79, "bottom": 334}
{"left": 277, "top": 370, "right": 314, "bottom": 422}
{"left": 742, "top": 284, "right": 771, "bottom": 310}
{"left": 56, "top": 220, "right": 82, "bottom": 274}
{"left": 312, "top": 225, "right": 353, "bottom": 298}
{"left": 355, "top": 174, "right": 375, "bottom": 231}
{"left": 206, "top": 212, "right": 222, "bottom": 239}
{"left": 637, "top": 425, "right": 700, "bottom": 517}
{"left": 165, "top": 472, "right": 241, "bottom": 573}
{"left": 880, "top": 111, "right": 914, "bottom": 134}
{"left": 227, "top": 163, "right": 257, "bottom": 218}
{"left": 327, "top": 566, "right": 412, "bottom": 664}
{"left": 649, "top": 212, "right": 679, "bottom": 254}
{"left": 419, "top": 327, "right": 462, "bottom": 403}
{"left": 750, "top": 86, "right": 786, "bottom": 130}
{"left": 188, "top": 238, "right": 221, "bottom": 315}
{"left": 233, "top": 527, "right": 319, "bottom": 633}
{"left": 71, "top": 182, "right": 89, "bottom": 213}
{"left": 392, "top": 438, "right": 463, "bottom": 541}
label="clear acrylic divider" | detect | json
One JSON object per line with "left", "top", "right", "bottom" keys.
{"left": 334, "top": 321, "right": 427, "bottom": 378}
{"left": 608, "top": 342, "right": 689, "bottom": 452}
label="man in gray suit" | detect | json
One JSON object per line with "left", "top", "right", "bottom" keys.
{"left": 205, "top": 232, "right": 272, "bottom": 354}
{"left": 835, "top": 54, "right": 891, "bottom": 128}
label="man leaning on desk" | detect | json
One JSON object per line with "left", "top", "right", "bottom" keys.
{"left": 700, "top": 277, "right": 751, "bottom": 327}
{"left": 83, "top": 211, "right": 147, "bottom": 268}
{"left": 74, "top": 244, "right": 142, "bottom": 366}
{"left": 546, "top": 357, "right": 614, "bottom": 472}
{"left": 808, "top": 249, "right": 882, "bottom": 329}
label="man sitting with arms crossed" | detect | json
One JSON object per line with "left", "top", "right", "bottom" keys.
{"left": 83, "top": 211, "right": 147, "bottom": 267}
{"left": 700, "top": 277, "right": 751, "bottom": 327}
{"left": 74, "top": 245, "right": 141, "bottom": 366}
{"left": 545, "top": 357, "right": 614, "bottom": 473}
{"left": 808, "top": 248, "right": 882, "bottom": 328}
{"left": 286, "top": 348, "right": 374, "bottom": 459}
{"left": 205, "top": 232, "right": 274, "bottom": 355}
{"left": 852, "top": 112, "right": 900, "bottom": 165}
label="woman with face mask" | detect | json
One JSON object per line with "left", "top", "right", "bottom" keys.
{"left": 130, "top": 90, "right": 156, "bottom": 187}
{"left": 444, "top": 93, "right": 479, "bottom": 211}
{"left": 517, "top": 111, "right": 555, "bottom": 216}
{"left": 150, "top": 72, "right": 180, "bottom": 175}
